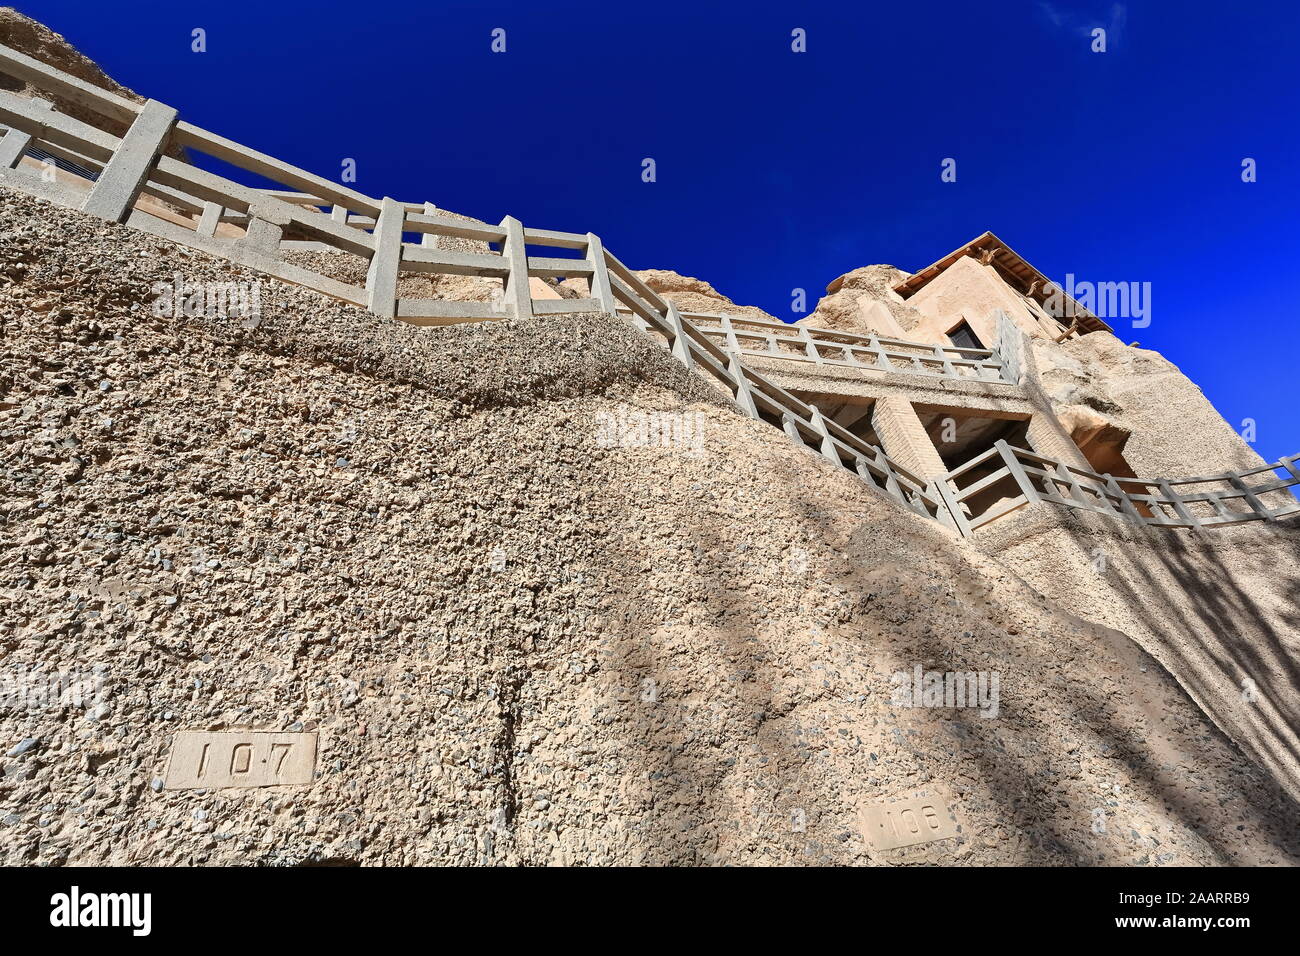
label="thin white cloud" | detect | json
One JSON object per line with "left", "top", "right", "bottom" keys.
{"left": 1038, "top": 2, "right": 1127, "bottom": 45}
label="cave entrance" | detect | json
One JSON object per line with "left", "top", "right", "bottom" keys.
{"left": 915, "top": 405, "right": 1032, "bottom": 519}
{"left": 1068, "top": 417, "right": 1139, "bottom": 481}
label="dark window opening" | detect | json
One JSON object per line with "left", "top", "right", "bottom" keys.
{"left": 946, "top": 321, "right": 983, "bottom": 351}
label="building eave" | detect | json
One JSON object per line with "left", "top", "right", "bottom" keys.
{"left": 892, "top": 231, "right": 1114, "bottom": 334}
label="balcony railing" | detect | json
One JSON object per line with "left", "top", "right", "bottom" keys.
{"left": 940, "top": 441, "right": 1300, "bottom": 535}
{"left": 617, "top": 308, "right": 1014, "bottom": 385}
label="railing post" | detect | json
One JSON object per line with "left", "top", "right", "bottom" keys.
{"left": 1089, "top": 476, "right": 1121, "bottom": 518}
{"left": 499, "top": 215, "right": 534, "bottom": 320}
{"left": 1156, "top": 479, "right": 1201, "bottom": 528}
{"left": 870, "top": 448, "right": 903, "bottom": 501}
{"left": 781, "top": 412, "right": 803, "bottom": 443}
{"left": 934, "top": 344, "right": 957, "bottom": 377}
{"left": 1228, "top": 473, "right": 1275, "bottom": 523}
{"left": 869, "top": 333, "right": 893, "bottom": 371}
{"left": 800, "top": 327, "right": 824, "bottom": 364}
{"left": 719, "top": 313, "right": 742, "bottom": 353}
{"left": 808, "top": 405, "right": 839, "bottom": 462}
{"left": 666, "top": 301, "right": 694, "bottom": 370}
{"left": 366, "top": 196, "right": 405, "bottom": 319}
{"left": 585, "top": 233, "right": 617, "bottom": 313}
{"left": 196, "top": 201, "right": 223, "bottom": 237}
{"left": 421, "top": 201, "right": 438, "bottom": 247}
{"left": 330, "top": 204, "right": 349, "bottom": 224}
{"left": 932, "top": 476, "right": 973, "bottom": 536}
{"left": 996, "top": 440, "right": 1040, "bottom": 504}
{"left": 242, "top": 199, "right": 289, "bottom": 257}
{"left": 1282, "top": 455, "right": 1300, "bottom": 482}
{"left": 1205, "top": 491, "right": 1233, "bottom": 519}
{"left": 1103, "top": 474, "right": 1146, "bottom": 523}
{"left": 729, "top": 356, "right": 760, "bottom": 419}
{"left": 0, "top": 97, "right": 51, "bottom": 168}
{"left": 1053, "top": 461, "right": 1089, "bottom": 506}
{"left": 869, "top": 449, "right": 936, "bottom": 520}
{"left": 81, "top": 99, "right": 178, "bottom": 223}
{"left": 0, "top": 125, "right": 28, "bottom": 170}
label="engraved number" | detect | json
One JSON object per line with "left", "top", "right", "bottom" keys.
{"left": 230, "top": 743, "right": 253, "bottom": 774}
{"left": 270, "top": 743, "right": 293, "bottom": 775}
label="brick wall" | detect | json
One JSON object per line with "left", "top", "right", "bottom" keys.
{"left": 1026, "top": 413, "right": 1092, "bottom": 472}
{"left": 871, "top": 396, "right": 948, "bottom": 479}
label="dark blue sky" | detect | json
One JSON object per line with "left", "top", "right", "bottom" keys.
{"left": 17, "top": 0, "right": 1299, "bottom": 462}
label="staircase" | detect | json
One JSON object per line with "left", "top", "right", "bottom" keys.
{"left": 1, "top": 40, "right": 1296, "bottom": 536}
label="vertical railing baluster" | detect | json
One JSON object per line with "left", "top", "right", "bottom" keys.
{"left": 196, "top": 201, "right": 222, "bottom": 237}
{"left": 800, "top": 327, "right": 823, "bottom": 364}
{"left": 585, "top": 233, "right": 617, "bottom": 313}
{"left": 667, "top": 302, "right": 694, "bottom": 370}
{"left": 0, "top": 97, "right": 51, "bottom": 168}
{"left": 365, "top": 196, "right": 405, "bottom": 319}
{"left": 934, "top": 344, "right": 957, "bottom": 378}
{"left": 997, "top": 440, "right": 1040, "bottom": 504}
{"left": 1054, "top": 461, "right": 1089, "bottom": 506}
{"left": 780, "top": 412, "right": 802, "bottom": 442}
{"left": 872, "top": 448, "right": 903, "bottom": 500}
{"left": 719, "top": 313, "right": 743, "bottom": 354}
{"left": 729, "top": 356, "right": 760, "bottom": 419}
{"left": 1158, "top": 479, "right": 1201, "bottom": 529}
{"left": 82, "top": 99, "right": 178, "bottom": 222}
{"left": 242, "top": 199, "right": 289, "bottom": 257}
{"left": 870, "top": 333, "right": 892, "bottom": 371}
{"left": 1103, "top": 475, "right": 1146, "bottom": 524}
{"left": 499, "top": 215, "right": 534, "bottom": 320}
{"left": 1228, "top": 473, "right": 1274, "bottom": 522}
{"left": 808, "top": 405, "right": 839, "bottom": 463}
{"left": 421, "top": 201, "right": 438, "bottom": 247}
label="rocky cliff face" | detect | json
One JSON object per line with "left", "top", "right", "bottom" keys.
{"left": 801, "top": 265, "right": 932, "bottom": 337}
{"left": 0, "top": 7, "right": 140, "bottom": 108}
{"left": 1032, "top": 331, "right": 1266, "bottom": 477}
{"left": 3, "top": 188, "right": 1298, "bottom": 866}
{"left": 631, "top": 268, "right": 780, "bottom": 324}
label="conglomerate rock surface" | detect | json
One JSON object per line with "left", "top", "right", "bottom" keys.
{"left": 1032, "top": 331, "right": 1267, "bottom": 477}
{"left": 802, "top": 265, "right": 930, "bottom": 336}
{"left": 2, "top": 188, "right": 1298, "bottom": 865}
{"left": 632, "top": 268, "right": 781, "bottom": 324}
{"left": 0, "top": 6, "right": 141, "bottom": 116}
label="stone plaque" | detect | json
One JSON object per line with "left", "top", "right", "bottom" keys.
{"left": 164, "top": 732, "right": 317, "bottom": 789}
{"left": 858, "top": 788, "right": 964, "bottom": 851}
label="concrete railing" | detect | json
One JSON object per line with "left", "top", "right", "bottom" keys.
{"left": 940, "top": 441, "right": 1300, "bottom": 535}
{"left": 645, "top": 309, "right": 1013, "bottom": 385}
{"left": 597, "top": 253, "right": 962, "bottom": 529}
{"left": 0, "top": 40, "right": 961, "bottom": 532}
{"left": 2, "top": 41, "right": 1295, "bottom": 541}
